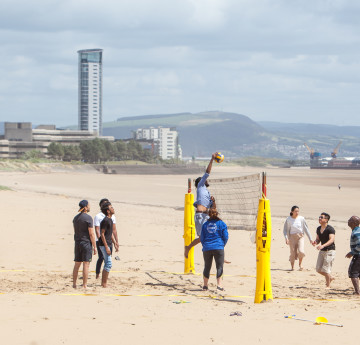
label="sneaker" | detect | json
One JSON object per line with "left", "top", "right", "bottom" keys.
{"left": 202, "top": 286, "right": 208, "bottom": 291}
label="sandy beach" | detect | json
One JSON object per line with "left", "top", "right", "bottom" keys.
{"left": 1, "top": 165, "right": 359, "bottom": 345}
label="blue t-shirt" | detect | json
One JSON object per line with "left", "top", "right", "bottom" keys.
{"left": 200, "top": 219, "right": 229, "bottom": 251}
{"left": 193, "top": 173, "right": 213, "bottom": 209}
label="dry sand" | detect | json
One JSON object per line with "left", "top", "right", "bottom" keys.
{"left": 1, "top": 165, "right": 359, "bottom": 345}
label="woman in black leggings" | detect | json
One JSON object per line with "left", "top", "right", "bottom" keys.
{"left": 200, "top": 207, "right": 229, "bottom": 291}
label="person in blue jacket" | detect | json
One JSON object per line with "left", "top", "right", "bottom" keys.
{"left": 200, "top": 207, "right": 229, "bottom": 291}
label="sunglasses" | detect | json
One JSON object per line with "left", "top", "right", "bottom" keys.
{"left": 319, "top": 216, "right": 326, "bottom": 219}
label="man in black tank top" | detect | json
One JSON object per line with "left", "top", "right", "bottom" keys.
{"left": 313, "top": 212, "right": 335, "bottom": 288}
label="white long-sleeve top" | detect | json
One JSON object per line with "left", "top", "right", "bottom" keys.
{"left": 283, "top": 216, "right": 312, "bottom": 241}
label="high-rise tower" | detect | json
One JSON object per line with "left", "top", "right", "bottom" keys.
{"left": 78, "top": 49, "right": 103, "bottom": 135}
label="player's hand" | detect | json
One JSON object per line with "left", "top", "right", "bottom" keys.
{"left": 115, "top": 243, "right": 119, "bottom": 252}
{"left": 211, "top": 196, "right": 215, "bottom": 202}
{"left": 212, "top": 152, "right": 218, "bottom": 160}
{"left": 285, "top": 239, "right": 289, "bottom": 245}
{"left": 106, "top": 247, "right": 111, "bottom": 255}
{"left": 316, "top": 244, "right": 323, "bottom": 250}
{"left": 93, "top": 248, "right": 97, "bottom": 255}
{"left": 346, "top": 252, "right": 353, "bottom": 259}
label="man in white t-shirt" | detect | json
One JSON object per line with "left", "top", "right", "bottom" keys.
{"left": 94, "top": 198, "right": 119, "bottom": 279}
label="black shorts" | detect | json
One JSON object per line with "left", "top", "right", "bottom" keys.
{"left": 348, "top": 255, "right": 360, "bottom": 278}
{"left": 74, "top": 241, "right": 92, "bottom": 262}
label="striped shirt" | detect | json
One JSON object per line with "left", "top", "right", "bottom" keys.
{"left": 350, "top": 226, "right": 360, "bottom": 255}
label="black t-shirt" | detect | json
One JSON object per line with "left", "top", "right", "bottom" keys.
{"left": 73, "top": 212, "right": 93, "bottom": 242}
{"left": 316, "top": 224, "right": 335, "bottom": 251}
{"left": 98, "top": 216, "right": 113, "bottom": 247}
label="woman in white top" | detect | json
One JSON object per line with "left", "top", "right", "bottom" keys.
{"left": 283, "top": 205, "right": 314, "bottom": 271}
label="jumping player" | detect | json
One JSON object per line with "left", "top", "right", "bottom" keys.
{"left": 184, "top": 153, "right": 217, "bottom": 258}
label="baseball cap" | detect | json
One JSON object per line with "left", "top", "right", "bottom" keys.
{"left": 78, "top": 200, "right": 88, "bottom": 212}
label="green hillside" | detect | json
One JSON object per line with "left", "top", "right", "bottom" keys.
{"left": 103, "top": 111, "right": 272, "bottom": 156}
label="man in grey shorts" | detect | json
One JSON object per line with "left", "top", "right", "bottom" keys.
{"left": 313, "top": 212, "right": 335, "bottom": 288}
{"left": 184, "top": 153, "right": 217, "bottom": 258}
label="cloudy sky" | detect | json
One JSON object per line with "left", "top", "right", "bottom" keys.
{"left": 1, "top": 0, "right": 360, "bottom": 126}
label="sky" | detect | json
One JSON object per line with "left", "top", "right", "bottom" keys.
{"left": 1, "top": 0, "right": 360, "bottom": 127}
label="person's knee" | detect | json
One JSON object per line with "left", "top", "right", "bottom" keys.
{"left": 104, "top": 260, "right": 112, "bottom": 272}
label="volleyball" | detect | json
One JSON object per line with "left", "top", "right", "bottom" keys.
{"left": 215, "top": 152, "right": 224, "bottom": 163}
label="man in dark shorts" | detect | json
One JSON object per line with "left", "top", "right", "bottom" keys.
{"left": 313, "top": 212, "right": 335, "bottom": 288}
{"left": 98, "top": 201, "right": 115, "bottom": 288}
{"left": 73, "top": 200, "right": 97, "bottom": 289}
{"left": 346, "top": 216, "right": 360, "bottom": 295}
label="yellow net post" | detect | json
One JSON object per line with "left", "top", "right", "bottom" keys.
{"left": 184, "top": 178, "right": 195, "bottom": 274}
{"left": 254, "top": 172, "right": 273, "bottom": 303}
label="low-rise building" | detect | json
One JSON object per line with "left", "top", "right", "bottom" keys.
{"left": 0, "top": 122, "right": 114, "bottom": 159}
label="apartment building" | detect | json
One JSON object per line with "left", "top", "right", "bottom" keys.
{"left": 133, "top": 126, "right": 182, "bottom": 160}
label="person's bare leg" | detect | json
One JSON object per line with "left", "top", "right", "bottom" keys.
{"left": 82, "top": 262, "right": 90, "bottom": 288}
{"left": 102, "top": 270, "right": 109, "bottom": 288}
{"left": 299, "top": 257, "right": 304, "bottom": 270}
{"left": 203, "top": 276, "right": 209, "bottom": 289}
{"left": 290, "top": 261, "right": 295, "bottom": 271}
{"left": 185, "top": 238, "right": 201, "bottom": 258}
{"left": 73, "top": 262, "right": 82, "bottom": 288}
{"left": 351, "top": 277, "right": 360, "bottom": 294}
{"left": 317, "top": 271, "right": 332, "bottom": 287}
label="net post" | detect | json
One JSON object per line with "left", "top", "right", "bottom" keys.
{"left": 255, "top": 171, "right": 273, "bottom": 303}
{"left": 183, "top": 178, "right": 195, "bottom": 274}
{"left": 262, "top": 172, "right": 267, "bottom": 199}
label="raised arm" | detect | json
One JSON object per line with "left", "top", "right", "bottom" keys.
{"left": 206, "top": 153, "right": 217, "bottom": 174}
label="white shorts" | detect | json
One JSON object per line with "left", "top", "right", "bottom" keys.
{"left": 316, "top": 250, "right": 335, "bottom": 274}
{"left": 195, "top": 213, "right": 209, "bottom": 237}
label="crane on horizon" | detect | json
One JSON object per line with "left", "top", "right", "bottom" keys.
{"left": 304, "top": 142, "right": 315, "bottom": 159}
{"left": 331, "top": 141, "right": 342, "bottom": 158}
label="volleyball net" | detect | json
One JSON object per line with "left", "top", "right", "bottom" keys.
{"left": 207, "top": 173, "right": 262, "bottom": 230}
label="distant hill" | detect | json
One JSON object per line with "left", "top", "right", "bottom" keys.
{"left": 103, "top": 111, "right": 271, "bottom": 156}
{"left": 259, "top": 121, "right": 360, "bottom": 138}
{"left": 61, "top": 112, "right": 360, "bottom": 158}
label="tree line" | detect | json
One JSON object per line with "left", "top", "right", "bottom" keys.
{"left": 47, "top": 138, "right": 156, "bottom": 163}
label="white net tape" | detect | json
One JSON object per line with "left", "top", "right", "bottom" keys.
{"left": 207, "top": 173, "right": 261, "bottom": 230}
